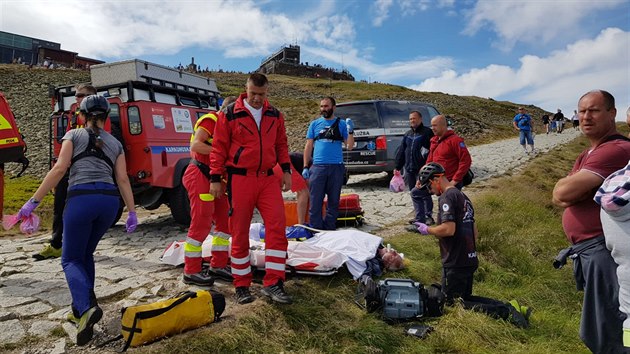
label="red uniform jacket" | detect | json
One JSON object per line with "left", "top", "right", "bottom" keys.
{"left": 209, "top": 93, "right": 290, "bottom": 181}
{"left": 426, "top": 130, "right": 472, "bottom": 182}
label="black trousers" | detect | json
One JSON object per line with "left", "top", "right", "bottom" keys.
{"left": 442, "top": 266, "right": 510, "bottom": 321}
{"left": 50, "top": 175, "right": 68, "bottom": 249}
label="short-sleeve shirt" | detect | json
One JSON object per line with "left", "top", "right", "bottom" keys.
{"left": 306, "top": 117, "right": 349, "bottom": 164}
{"left": 191, "top": 115, "right": 217, "bottom": 166}
{"left": 562, "top": 139, "right": 630, "bottom": 244}
{"left": 513, "top": 113, "right": 532, "bottom": 131}
{"left": 63, "top": 128, "right": 123, "bottom": 186}
{"left": 437, "top": 187, "right": 479, "bottom": 268}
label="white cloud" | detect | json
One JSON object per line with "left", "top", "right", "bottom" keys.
{"left": 411, "top": 28, "right": 630, "bottom": 119}
{"left": 464, "top": 0, "right": 625, "bottom": 50}
{"left": 1, "top": 0, "right": 354, "bottom": 59}
{"left": 371, "top": 0, "right": 394, "bottom": 27}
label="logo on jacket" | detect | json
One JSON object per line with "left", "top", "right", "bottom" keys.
{"left": 459, "top": 142, "right": 466, "bottom": 148}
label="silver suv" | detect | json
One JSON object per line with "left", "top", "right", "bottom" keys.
{"left": 337, "top": 100, "right": 440, "bottom": 175}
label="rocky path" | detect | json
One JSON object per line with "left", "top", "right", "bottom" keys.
{"left": 0, "top": 130, "right": 581, "bottom": 353}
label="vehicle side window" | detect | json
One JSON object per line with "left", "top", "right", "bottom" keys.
{"left": 380, "top": 102, "right": 419, "bottom": 129}
{"left": 56, "top": 113, "right": 68, "bottom": 142}
{"left": 128, "top": 106, "right": 142, "bottom": 135}
{"left": 196, "top": 112, "right": 206, "bottom": 121}
{"left": 426, "top": 106, "right": 440, "bottom": 124}
{"left": 334, "top": 103, "right": 379, "bottom": 130}
{"left": 109, "top": 103, "right": 120, "bottom": 126}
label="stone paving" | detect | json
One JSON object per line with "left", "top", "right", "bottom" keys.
{"left": 0, "top": 130, "right": 581, "bottom": 353}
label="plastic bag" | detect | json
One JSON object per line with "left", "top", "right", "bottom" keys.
{"left": 389, "top": 170, "right": 405, "bottom": 192}
{"left": 3, "top": 213, "right": 40, "bottom": 235}
{"left": 160, "top": 241, "right": 185, "bottom": 266}
{"left": 2, "top": 214, "right": 20, "bottom": 230}
{"left": 19, "top": 214, "right": 40, "bottom": 235}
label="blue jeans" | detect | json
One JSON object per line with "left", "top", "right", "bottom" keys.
{"left": 519, "top": 130, "right": 534, "bottom": 146}
{"left": 308, "top": 164, "right": 345, "bottom": 230}
{"left": 404, "top": 169, "right": 433, "bottom": 222}
{"left": 62, "top": 182, "right": 119, "bottom": 316}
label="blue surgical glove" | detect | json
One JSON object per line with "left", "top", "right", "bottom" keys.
{"left": 18, "top": 198, "right": 39, "bottom": 219}
{"left": 345, "top": 118, "right": 354, "bottom": 133}
{"left": 302, "top": 168, "right": 310, "bottom": 179}
{"left": 126, "top": 211, "right": 138, "bottom": 233}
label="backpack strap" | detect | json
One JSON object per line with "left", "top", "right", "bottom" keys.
{"left": 71, "top": 129, "right": 114, "bottom": 169}
{"left": 602, "top": 134, "right": 630, "bottom": 143}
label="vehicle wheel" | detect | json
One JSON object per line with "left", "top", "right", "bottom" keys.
{"left": 169, "top": 182, "right": 191, "bottom": 225}
{"left": 110, "top": 202, "right": 124, "bottom": 228}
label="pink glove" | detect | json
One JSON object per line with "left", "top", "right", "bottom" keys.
{"left": 18, "top": 198, "right": 39, "bottom": 219}
{"left": 126, "top": 211, "right": 138, "bottom": 233}
{"left": 414, "top": 222, "right": 430, "bottom": 235}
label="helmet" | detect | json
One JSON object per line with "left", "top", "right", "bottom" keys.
{"left": 79, "top": 95, "right": 110, "bottom": 116}
{"left": 418, "top": 162, "right": 446, "bottom": 189}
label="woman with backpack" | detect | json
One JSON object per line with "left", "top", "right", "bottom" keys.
{"left": 17, "top": 95, "right": 137, "bottom": 346}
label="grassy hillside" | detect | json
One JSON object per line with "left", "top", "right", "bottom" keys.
{"left": 0, "top": 64, "right": 551, "bottom": 178}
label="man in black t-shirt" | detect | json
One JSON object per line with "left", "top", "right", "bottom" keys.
{"left": 411, "top": 162, "right": 531, "bottom": 328}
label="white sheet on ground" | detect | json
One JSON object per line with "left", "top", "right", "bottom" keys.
{"left": 304, "top": 229, "right": 383, "bottom": 279}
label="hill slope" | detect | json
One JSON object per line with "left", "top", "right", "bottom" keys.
{"left": 0, "top": 64, "right": 549, "bottom": 177}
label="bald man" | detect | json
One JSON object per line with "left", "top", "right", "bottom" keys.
{"left": 426, "top": 115, "right": 472, "bottom": 190}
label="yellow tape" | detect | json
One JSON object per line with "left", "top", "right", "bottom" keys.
{"left": 0, "top": 137, "right": 19, "bottom": 145}
{"left": 199, "top": 193, "right": 215, "bottom": 201}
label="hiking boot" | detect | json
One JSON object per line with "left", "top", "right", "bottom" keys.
{"left": 209, "top": 266, "right": 233, "bottom": 281}
{"left": 76, "top": 306, "right": 103, "bottom": 346}
{"left": 507, "top": 303, "right": 529, "bottom": 329}
{"left": 509, "top": 299, "right": 532, "bottom": 321}
{"left": 235, "top": 287, "right": 255, "bottom": 304}
{"left": 32, "top": 244, "right": 62, "bottom": 261}
{"left": 183, "top": 269, "right": 215, "bottom": 287}
{"left": 67, "top": 312, "right": 79, "bottom": 326}
{"left": 425, "top": 216, "right": 435, "bottom": 226}
{"left": 261, "top": 281, "right": 293, "bottom": 304}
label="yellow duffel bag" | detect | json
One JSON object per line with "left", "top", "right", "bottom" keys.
{"left": 121, "top": 290, "right": 225, "bottom": 350}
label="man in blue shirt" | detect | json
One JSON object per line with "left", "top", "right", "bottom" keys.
{"left": 513, "top": 107, "right": 535, "bottom": 154}
{"left": 302, "top": 97, "right": 354, "bottom": 230}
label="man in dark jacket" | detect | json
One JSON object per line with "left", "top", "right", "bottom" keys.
{"left": 394, "top": 110, "right": 434, "bottom": 227}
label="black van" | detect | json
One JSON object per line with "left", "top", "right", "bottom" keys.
{"left": 336, "top": 100, "right": 440, "bottom": 175}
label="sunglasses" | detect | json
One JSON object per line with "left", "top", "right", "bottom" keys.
{"left": 75, "top": 93, "right": 88, "bottom": 98}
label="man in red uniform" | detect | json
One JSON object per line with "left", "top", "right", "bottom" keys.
{"left": 182, "top": 110, "right": 232, "bottom": 286}
{"left": 552, "top": 90, "right": 630, "bottom": 353}
{"left": 209, "top": 73, "right": 293, "bottom": 304}
{"left": 426, "top": 115, "right": 472, "bottom": 189}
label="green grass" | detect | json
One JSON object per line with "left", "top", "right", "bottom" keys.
{"left": 128, "top": 136, "right": 595, "bottom": 354}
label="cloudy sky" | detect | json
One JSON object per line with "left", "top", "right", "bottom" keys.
{"left": 2, "top": 0, "right": 629, "bottom": 120}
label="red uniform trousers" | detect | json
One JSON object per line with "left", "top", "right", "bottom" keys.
{"left": 183, "top": 166, "right": 230, "bottom": 274}
{"left": 229, "top": 174, "right": 287, "bottom": 288}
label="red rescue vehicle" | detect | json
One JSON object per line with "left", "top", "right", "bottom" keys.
{"left": 49, "top": 59, "right": 221, "bottom": 224}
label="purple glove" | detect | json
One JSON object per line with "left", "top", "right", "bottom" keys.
{"left": 18, "top": 198, "right": 39, "bottom": 219}
{"left": 414, "top": 222, "right": 430, "bottom": 235}
{"left": 126, "top": 211, "right": 138, "bottom": 233}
